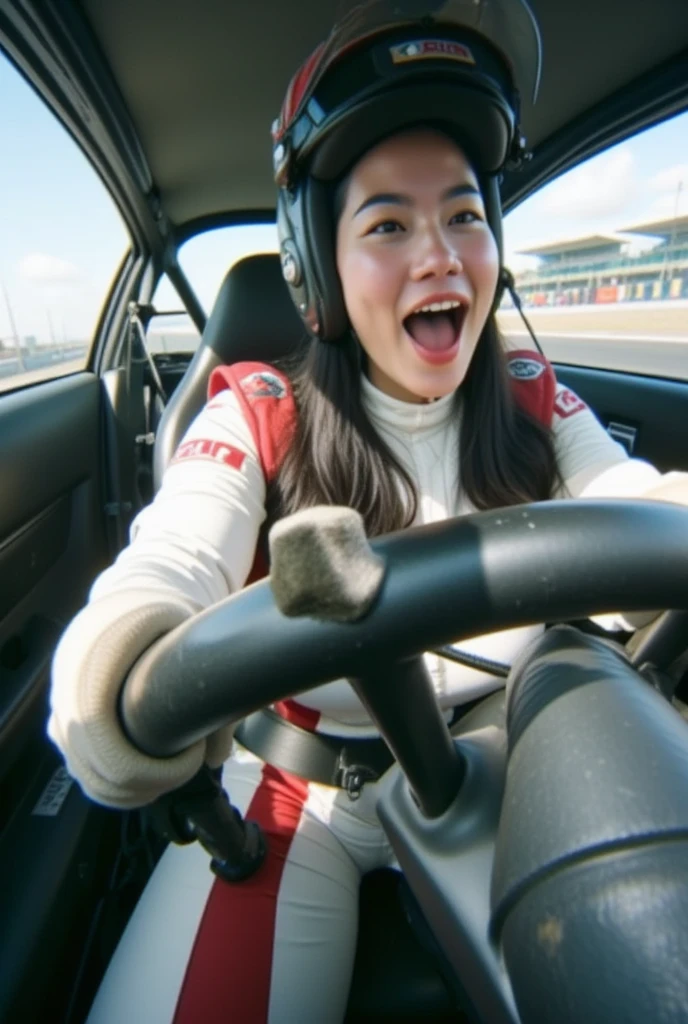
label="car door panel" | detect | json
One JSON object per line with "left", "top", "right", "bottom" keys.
{"left": 0, "top": 371, "right": 118, "bottom": 1023}
{"left": 0, "top": 738, "right": 116, "bottom": 1024}
{"left": 0, "top": 373, "right": 103, "bottom": 538}
{"left": 0, "top": 373, "right": 109, "bottom": 772}
{"left": 555, "top": 364, "right": 688, "bottom": 472}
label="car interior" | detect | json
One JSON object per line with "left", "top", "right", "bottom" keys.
{"left": 1, "top": 0, "right": 688, "bottom": 1021}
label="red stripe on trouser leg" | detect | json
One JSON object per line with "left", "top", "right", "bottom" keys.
{"left": 172, "top": 765, "right": 309, "bottom": 1024}
{"left": 274, "top": 699, "right": 321, "bottom": 731}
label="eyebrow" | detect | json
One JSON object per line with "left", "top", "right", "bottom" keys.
{"left": 353, "top": 183, "right": 481, "bottom": 217}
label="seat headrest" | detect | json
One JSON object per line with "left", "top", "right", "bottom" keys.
{"left": 203, "top": 252, "right": 307, "bottom": 365}
{"left": 153, "top": 253, "right": 307, "bottom": 488}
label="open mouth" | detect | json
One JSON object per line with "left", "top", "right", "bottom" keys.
{"left": 403, "top": 300, "right": 466, "bottom": 364}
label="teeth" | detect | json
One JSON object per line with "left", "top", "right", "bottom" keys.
{"left": 415, "top": 300, "right": 462, "bottom": 313}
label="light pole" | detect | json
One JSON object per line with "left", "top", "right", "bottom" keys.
{"left": 660, "top": 179, "right": 684, "bottom": 296}
{"left": 1, "top": 281, "right": 27, "bottom": 372}
{"left": 668, "top": 180, "right": 683, "bottom": 297}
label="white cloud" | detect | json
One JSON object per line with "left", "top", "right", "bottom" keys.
{"left": 18, "top": 252, "right": 81, "bottom": 286}
{"left": 638, "top": 174, "right": 687, "bottom": 224}
{"left": 537, "top": 147, "right": 638, "bottom": 220}
{"left": 643, "top": 193, "right": 685, "bottom": 222}
{"left": 649, "top": 164, "right": 688, "bottom": 195}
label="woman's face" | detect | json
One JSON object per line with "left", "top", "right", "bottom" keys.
{"left": 335, "top": 129, "right": 499, "bottom": 403}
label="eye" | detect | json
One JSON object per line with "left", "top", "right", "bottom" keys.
{"left": 367, "top": 219, "right": 404, "bottom": 235}
{"left": 449, "top": 210, "right": 482, "bottom": 225}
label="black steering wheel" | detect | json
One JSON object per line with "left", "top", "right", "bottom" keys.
{"left": 120, "top": 499, "right": 688, "bottom": 1024}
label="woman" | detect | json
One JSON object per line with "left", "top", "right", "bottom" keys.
{"left": 49, "top": 2, "right": 688, "bottom": 1020}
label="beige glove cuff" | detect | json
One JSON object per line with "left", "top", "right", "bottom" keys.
{"left": 49, "top": 591, "right": 211, "bottom": 808}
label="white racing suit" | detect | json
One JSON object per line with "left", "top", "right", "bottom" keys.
{"left": 54, "top": 371, "right": 667, "bottom": 1023}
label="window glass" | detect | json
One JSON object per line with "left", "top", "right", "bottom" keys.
{"left": 0, "top": 50, "right": 130, "bottom": 393}
{"left": 150, "top": 224, "right": 279, "bottom": 354}
{"left": 499, "top": 110, "right": 688, "bottom": 380}
{"left": 146, "top": 276, "right": 201, "bottom": 354}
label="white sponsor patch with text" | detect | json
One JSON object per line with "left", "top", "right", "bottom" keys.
{"left": 507, "top": 357, "right": 546, "bottom": 381}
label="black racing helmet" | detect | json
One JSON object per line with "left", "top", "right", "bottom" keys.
{"left": 273, "top": 0, "right": 541, "bottom": 341}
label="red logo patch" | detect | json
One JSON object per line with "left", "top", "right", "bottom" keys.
{"left": 390, "top": 39, "right": 475, "bottom": 65}
{"left": 554, "top": 389, "right": 586, "bottom": 419}
{"left": 241, "top": 371, "right": 287, "bottom": 400}
{"left": 172, "top": 438, "right": 246, "bottom": 470}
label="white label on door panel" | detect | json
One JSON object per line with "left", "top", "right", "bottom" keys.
{"left": 32, "top": 766, "right": 74, "bottom": 816}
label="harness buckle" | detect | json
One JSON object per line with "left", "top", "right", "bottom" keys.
{"left": 337, "top": 762, "right": 379, "bottom": 800}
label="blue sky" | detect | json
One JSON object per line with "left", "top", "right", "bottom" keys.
{"left": 1, "top": 48, "right": 686, "bottom": 346}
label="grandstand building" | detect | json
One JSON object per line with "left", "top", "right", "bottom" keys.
{"left": 513, "top": 213, "right": 688, "bottom": 306}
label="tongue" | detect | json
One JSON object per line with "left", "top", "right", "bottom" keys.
{"left": 405, "top": 312, "right": 456, "bottom": 352}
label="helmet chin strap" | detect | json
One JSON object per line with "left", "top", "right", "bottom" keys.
{"left": 500, "top": 267, "right": 545, "bottom": 356}
{"left": 482, "top": 172, "right": 544, "bottom": 356}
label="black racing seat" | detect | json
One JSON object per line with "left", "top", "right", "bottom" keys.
{"left": 152, "top": 252, "right": 457, "bottom": 1021}
{"left": 153, "top": 253, "right": 307, "bottom": 489}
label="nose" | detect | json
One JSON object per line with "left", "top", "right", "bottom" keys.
{"left": 411, "top": 226, "right": 463, "bottom": 281}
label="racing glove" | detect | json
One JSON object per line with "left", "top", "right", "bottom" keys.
{"left": 48, "top": 590, "right": 234, "bottom": 809}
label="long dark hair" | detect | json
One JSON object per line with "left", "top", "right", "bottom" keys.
{"left": 267, "top": 317, "right": 560, "bottom": 537}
